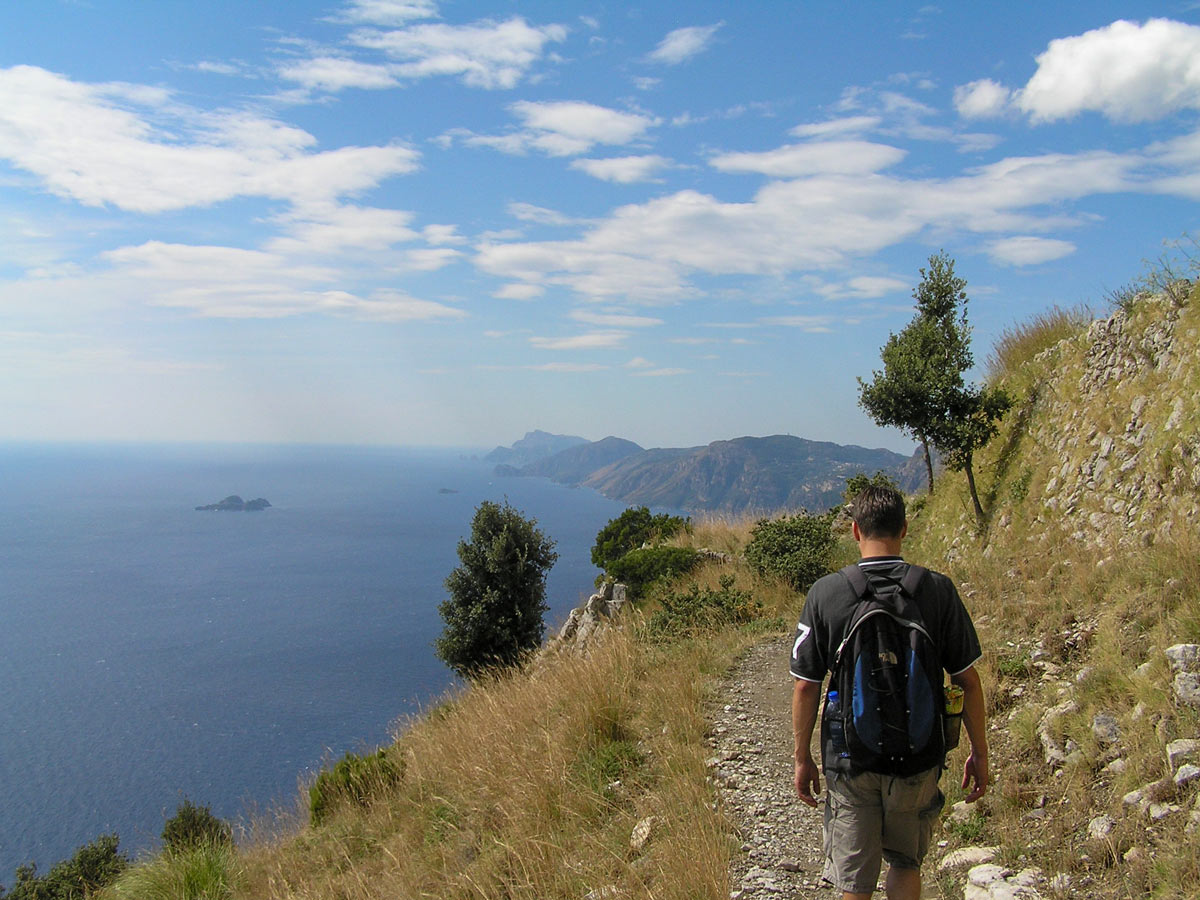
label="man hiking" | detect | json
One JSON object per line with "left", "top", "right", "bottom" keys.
{"left": 790, "top": 485, "right": 988, "bottom": 900}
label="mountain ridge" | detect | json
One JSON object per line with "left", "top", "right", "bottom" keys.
{"left": 492, "top": 432, "right": 924, "bottom": 513}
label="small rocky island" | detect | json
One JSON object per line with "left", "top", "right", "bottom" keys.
{"left": 195, "top": 495, "right": 271, "bottom": 512}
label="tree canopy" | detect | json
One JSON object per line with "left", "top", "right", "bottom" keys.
{"left": 857, "top": 251, "right": 1009, "bottom": 524}
{"left": 435, "top": 500, "right": 557, "bottom": 678}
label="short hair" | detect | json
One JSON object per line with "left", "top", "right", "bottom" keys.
{"left": 849, "top": 485, "right": 906, "bottom": 539}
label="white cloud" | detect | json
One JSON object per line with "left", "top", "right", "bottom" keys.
{"left": 97, "top": 240, "right": 465, "bottom": 321}
{"left": 190, "top": 61, "right": 242, "bottom": 76}
{"left": 647, "top": 24, "right": 722, "bottom": 65}
{"left": 570, "top": 310, "right": 664, "bottom": 328}
{"left": 493, "top": 283, "right": 544, "bottom": 300}
{"left": 336, "top": 0, "right": 439, "bottom": 25}
{"left": 402, "top": 247, "right": 461, "bottom": 270}
{"left": 986, "top": 236, "right": 1076, "bottom": 266}
{"left": 278, "top": 56, "right": 399, "bottom": 91}
{"left": 790, "top": 116, "right": 882, "bottom": 139}
{"left": 631, "top": 367, "right": 689, "bottom": 377}
{"left": 474, "top": 144, "right": 1141, "bottom": 304}
{"left": 318, "top": 288, "right": 467, "bottom": 321}
{"left": 1019, "top": 18, "right": 1200, "bottom": 123}
{"left": 509, "top": 101, "right": 657, "bottom": 156}
{"left": 710, "top": 140, "right": 905, "bottom": 177}
{"left": 570, "top": 155, "right": 670, "bottom": 182}
{"left": 524, "top": 362, "right": 608, "bottom": 372}
{"left": 625, "top": 356, "right": 654, "bottom": 368}
{"left": 350, "top": 17, "right": 567, "bottom": 89}
{"left": 423, "top": 224, "right": 466, "bottom": 244}
{"left": 954, "top": 79, "right": 1013, "bottom": 118}
{"left": 0, "top": 66, "right": 419, "bottom": 213}
{"left": 813, "top": 275, "right": 909, "bottom": 299}
{"left": 507, "top": 202, "right": 578, "bottom": 225}
{"left": 759, "top": 315, "right": 837, "bottom": 332}
{"left": 529, "top": 331, "right": 627, "bottom": 350}
{"left": 268, "top": 204, "right": 419, "bottom": 254}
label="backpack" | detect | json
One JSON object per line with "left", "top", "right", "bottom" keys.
{"left": 821, "top": 563, "right": 946, "bottom": 776}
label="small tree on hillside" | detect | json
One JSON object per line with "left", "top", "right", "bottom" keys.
{"left": 436, "top": 500, "right": 557, "bottom": 678}
{"left": 931, "top": 382, "right": 1011, "bottom": 526}
{"left": 858, "top": 253, "right": 972, "bottom": 494}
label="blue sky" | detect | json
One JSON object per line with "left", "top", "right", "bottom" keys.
{"left": 3, "top": 1, "right": 1198, "bottom": 452}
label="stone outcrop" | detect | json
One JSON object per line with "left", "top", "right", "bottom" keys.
{"left": 547, "top": 582, "right": 629, "bottom": 652}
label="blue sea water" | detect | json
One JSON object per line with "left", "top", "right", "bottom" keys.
{"left": 0, "top": 443, "right": 634, "bottom": 884}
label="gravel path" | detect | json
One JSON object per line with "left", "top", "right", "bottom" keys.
{"left": 709, "top": 634, "right": 837, "bottom": 900}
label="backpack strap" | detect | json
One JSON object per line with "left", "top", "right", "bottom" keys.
{"left": 840, "top": 563, "right": 869, "bottom": 598}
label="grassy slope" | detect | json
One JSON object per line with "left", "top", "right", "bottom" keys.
{"left": 98, "top": 287, "right": 1200, "bottom": 900}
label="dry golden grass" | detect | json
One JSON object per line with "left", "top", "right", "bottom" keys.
{"left": 984, "top": 304, "right": 1092, "bottom": 382}
{"left": 232, "top": 622, "right": 763, "bottom": 900}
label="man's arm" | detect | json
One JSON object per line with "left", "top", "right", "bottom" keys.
{"left": 792, "top": 678, "right": 823, "bottom": 808}
{"left": 950, "top": 665, "right": 989, "bottom": 802}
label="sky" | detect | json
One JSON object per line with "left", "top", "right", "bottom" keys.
{"left": 3, "top": 1, "right": 1199, "bottom": 453}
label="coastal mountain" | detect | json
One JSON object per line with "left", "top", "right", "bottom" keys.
{"left": 484, "top": 429, "right": 590, "bottom": 468}
{"left": 492, "top": 432, "right": 921, "bottom": 514}
{"left": 195, "top": 495, "right": 271, "bottom": 511}
{"left": 502, "top": 436, "right": 644, "bottom": 483}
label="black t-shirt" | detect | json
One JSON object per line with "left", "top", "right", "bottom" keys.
{"left": 789, "top": 556, "right": 982, "bottom": 683}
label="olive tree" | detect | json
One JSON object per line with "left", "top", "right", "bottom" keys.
{"left": 858, "top": 252, "right": 1008, "bottom": 525}
{"left": 435, "top": 500, "right": 557, "bottom": 678}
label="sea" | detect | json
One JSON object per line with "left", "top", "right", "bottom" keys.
{"left": 0, "top": 442, "right": 640, "bottom": 884}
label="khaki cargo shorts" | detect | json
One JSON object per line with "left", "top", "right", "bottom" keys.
{"left": 821, "top": 766, "right": 945, "bottom": 895}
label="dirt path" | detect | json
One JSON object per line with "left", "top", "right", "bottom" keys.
{"left": 709, "top": 634, "right": 836, "bottom": 899}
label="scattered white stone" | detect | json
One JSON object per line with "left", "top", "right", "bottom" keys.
{"left": 947, "top": 800, "right": 974, "bottom": 824}
{"left": 1175, "top": 672, "right": 1200, "bottom": 706}
{"left": 1087, "top": 815, "right": 1116, "bottom": 840}
{"left": 1148, "top": 802, "right": 1180, "bottom": 821}
{"left": 1102, "top": 758, "right": 1128, "bottom": 775}
{"left": 939, "top": 846, "right": 999, "bottom": 871}
{"left": 1048, "top": 873, "right": 1071, "bottom": 893}
{"left": 1167, "top": 739, "right": 1200, "bottom": 769}
{"left": 1175, "top": 763, "right": 1200, "bottom": 787}
{"left": 629, "top": 816, "right": 658, "bottom": 853}
{"left": 964, "top": 863, "right": 1044, "bottom": 900}
{"left": 584, "top": 886, "right": 622, "bottom": 900}
{"left": 1092, "top": 714, "right": 1121, "bottom": 744}
{"left": 1166, "top": 644, "right": 1200, "bottom": 673}
{"left": 1124, "top": 846, "right": 1147, "bottom": 864}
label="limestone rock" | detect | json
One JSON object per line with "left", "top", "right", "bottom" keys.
{"left": 964, "top": 864, "right": 1044, "bottom": 900}
{"left": 629, "top": 815, "right": 658, "bottom": 853}
{"left": 1087, "top": 815, "right": 1116, "bottom": 840}
{"left": 1175, "top": 763, "right": 1200, "bottom": 788}
{"left": 1092, "top": 714, "right": 1120, "bottom": 745}
{"left": 1166, "top": 644, "right": 1200, "bottom": 673}
{"left": 939, "top": 846, "right": 999, "bottom": 871}
{"left": 1175, "top": 672, "right": 1200, "bottom": 706}
{"left": 1167, "top": 739, "right": 1200, "bottom": 769}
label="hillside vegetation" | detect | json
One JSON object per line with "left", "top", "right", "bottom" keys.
{"left": 78, "top": 282, "right": 1200, "bottom": 900}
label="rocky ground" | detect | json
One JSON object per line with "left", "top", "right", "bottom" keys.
{"left": 708, "top": 634, "right": 837, "bottom": 899}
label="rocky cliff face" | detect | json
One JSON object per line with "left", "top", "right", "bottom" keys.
{"left": 934, "top": 286, "right": 1200, "bottom": 562}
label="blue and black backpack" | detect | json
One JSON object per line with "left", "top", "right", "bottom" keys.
{"left": 822, "top": 563, "right": 946, "bottom": 776}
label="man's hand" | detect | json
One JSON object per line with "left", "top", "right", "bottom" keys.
{"left": 795, "top": 755, "right": 821, "bottom": 807}
{"left": 962, "top": 752, "right": 988, "bottom": 802}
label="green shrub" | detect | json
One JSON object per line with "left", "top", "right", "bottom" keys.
{"left": 309, "top": 748, "right": 405, "bottom": 826}
{"left": 591, "top": 507, "right": 689, "bottom": 572}
{"left": 606, "top": 546, "right": 700, "bottom": 600}
{"left": 647, "top": 575, "right": 761, "bottom": 638}
{"left": 102, "top": 843, "right": 239, "bottom": 900}
{"left": 744, "top": 513, "right": 836, "bottom": 591}
{"left": 161, "top": 798, "right": 232, "bottom": 853}
{"left": 1, "top": 834, "right": 128, "bottom": 900}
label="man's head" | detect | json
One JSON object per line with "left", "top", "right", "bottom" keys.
{"left": 848, "top": 484, "right": 906, "bottom": 540}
